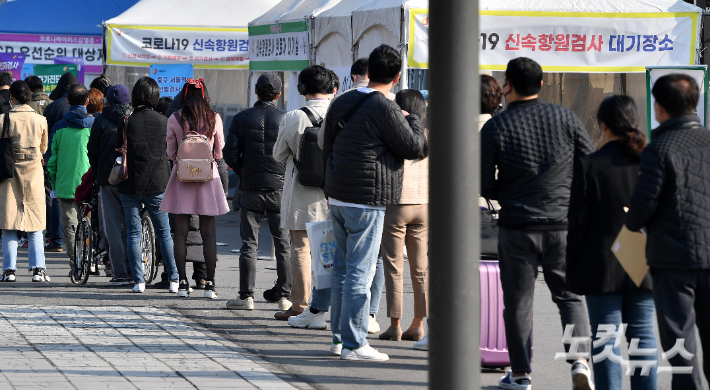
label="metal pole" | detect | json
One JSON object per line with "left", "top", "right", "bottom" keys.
{"left": 429, "top": 0, "right": 480, "bottom": 389}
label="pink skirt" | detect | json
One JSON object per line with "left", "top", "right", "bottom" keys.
{"left": 160, "top": 163, "right": 230, "bottom": 216}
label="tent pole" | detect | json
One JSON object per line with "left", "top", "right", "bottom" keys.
{"left": 428, "top": 0, "right": 480, "bottom": 389}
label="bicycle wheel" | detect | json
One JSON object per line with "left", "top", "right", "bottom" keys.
{"left": 71, "top": 218, "right": 91, "bottom": 285}
{"left": 140, "top": 211, "right": 157, "bottom": 284}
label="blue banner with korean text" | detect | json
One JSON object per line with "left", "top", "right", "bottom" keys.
{"left": 150, "top": 64, "right": 193, "bottom": 99}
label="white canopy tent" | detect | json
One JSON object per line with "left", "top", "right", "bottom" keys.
{"left": 104, "top": 0, "right": 279, "bottom": 112}
{"left": 248, "top": 0, "right": 341, "bottom": 110}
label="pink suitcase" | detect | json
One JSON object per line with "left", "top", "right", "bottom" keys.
{"left": 480, "top": 260, "right": 532, "bottom": 368}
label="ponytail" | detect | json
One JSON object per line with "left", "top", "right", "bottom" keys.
{"left": 621, "top": 128, "right": 647, "bottom": 157}
{"left": 597, "top": 95, "right": 646, "bottom": 157}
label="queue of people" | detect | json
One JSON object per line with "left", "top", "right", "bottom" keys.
{"left": 0, "top": 44, "right": 709, "bottom": 389}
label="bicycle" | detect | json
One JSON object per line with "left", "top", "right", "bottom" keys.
{"left": 71, "top": 190, "right": 106, "bottom": 284}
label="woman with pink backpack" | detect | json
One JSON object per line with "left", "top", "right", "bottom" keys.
{"left": 161, "top": 78, "right": 229, "bottom": 298}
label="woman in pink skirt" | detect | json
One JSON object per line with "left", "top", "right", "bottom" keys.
{"left": 161, "top": 79, "right": 229, "bottom": 298}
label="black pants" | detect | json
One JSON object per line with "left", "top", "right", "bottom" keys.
{"left": 652, "top": 268, "right": 710, "bottom": 390}
{"left": 238, "top": 190, "right": 291, "bottom": 299}
{"left": 498, "top": 228, "right": 591, "bottom": 373}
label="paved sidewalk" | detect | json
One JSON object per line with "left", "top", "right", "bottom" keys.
{"left": 0, "top": 305, "right": 299, "bottom": 389}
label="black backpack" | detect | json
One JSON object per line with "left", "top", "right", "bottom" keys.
{"left": 293, "top": 107, "right": 323, "bottom": 187}
{"left": 0, "top": 95, "right": 11, "bottom": 115}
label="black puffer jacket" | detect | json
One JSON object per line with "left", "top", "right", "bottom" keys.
{"left": 223, "top": 100, "right": 286, "bottom": 192}
{"left": 626, "top": 115, "right": 710, "bottom": 270}
{"left": 88, "top": 104, "right": 133, "bottom": 186}
{"left": 322, "top": 90, "right": 426, "bottom": 206}
{"left": 481, "top": 98, "right": 596, "bottom": 230}
{"left": 115, "top": 106, "right": 171, "bottom": 195}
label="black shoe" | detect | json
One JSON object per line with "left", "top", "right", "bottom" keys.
{"left": 108, "top": 277, "right": 132, "bottom": 286}
{"left": 263, "top": 286, "right": 282, "bottom": 302}
{"left": 178, "top": 280, "right": 190, "bottom": 298}
{"left": 151, "top": 279, "right": 170, "bottom": 289}
{"left": 45, "top": 243, "right": 63, "bottom": 253}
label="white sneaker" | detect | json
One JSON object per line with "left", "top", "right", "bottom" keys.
{"left": 31, "top": 268, "right": 50, "bottom": 282}
{"left": 2, "top": 270, "right": 16, "bottom": 282}
{"left": 571, "top": 361, "right": 595, "bottom": 390}
{"left": 413, "top": 335, "right": 429, "bottom": 351}
{"left": 341, "top": 344, "right": 389, "bottom": 361}
{"left": 203, "top": 281, "right": 218, "bottom": 299}
{"left": 329, "top": 343, "right": 343, "bottom": 356}
{"left": 499, "top": 370, "right": 532, "bottom": 390}
{"left": 278, "top": 297, "right": 292, "bottom": 311}
{"left": 133, "top": 283, "right": 145, "bottom": 293}
{"left": 368, "top": 314, "right": 380, "bottom": 334}
{"left": 169, "top": 281, "right": 179, "bottom": 293}
{"left": 225, "top": 296, "right": 254, "bottom": 310}
{"left": 288, "top": 308, "right": 327, "bottom": 329}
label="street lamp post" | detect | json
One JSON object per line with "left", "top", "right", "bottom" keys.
{"left": 429, "top": 0, "right": 481, "bottom": 389}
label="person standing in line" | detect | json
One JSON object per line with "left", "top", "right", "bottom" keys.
{"left": 626, "top": 74, "right": 710, "bottom": 390}
{"left": 87, "top": 84, "right": 133, "bottom": 286}
{"left": 89, "top": 74, "right": 111, "bottom": 97}
{"left": 378, "top": 89, "right": 429, "bottom": 342}
{"left": 117, "top": 77, "right": 178, "bottom": 294}
{"left": 43, "top": 72, "right": 78, "bottom": 253}
{"left": 0, "top": 81, "right": 49, "bottom": 282}
{"left": 0, "top": 72, "right": 12, "bottom": 114}
{"left": 47, "top": 84, "right": 94, "bottom": 265}
{"left": 223, "top": 73, "right": 291, "bottom": 311}
{"left": 270, "top": 66, "right": 331, "bottom": 323}
{"left": 25, "top": 76, "right": 52, "bottom": 116}
{"left": 480, "top": 57, "right": 596, "bottom": 390}
{"left": 567, "top": 95, "right": 657, "bottom": 390}
{"left": 86, "top": 88, "right": 104, "bottom": 117}
{"left": 322, "top": 44, "right": 426, "bottom": 361}
{"left": 161, "top": 78, "right": 229, "bottom": 298}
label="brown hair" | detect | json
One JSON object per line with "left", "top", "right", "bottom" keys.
{"left": 480, "top": 75, "right": 503, "bottom": 115}
{"left": 87, "top": 88, "right": 104, "bottom": 115}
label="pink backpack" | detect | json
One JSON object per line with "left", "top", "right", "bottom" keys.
{"left": 174, "top": 112, "right": 214, "bottom": 183}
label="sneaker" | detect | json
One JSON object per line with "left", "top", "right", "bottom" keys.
{"left": 2, "top": 269, "right": 16, "bottom": 282}
{"left": 278, "top": 297, "right": 292, "bottom": 311}
{"left": 31, "top": 268, "right": 50, "bottom": 282}
{"left": 177, "top": 280, "right": 190, "bottom": 298}
{"left": 330, "top": 343, "right": 343, "bottom": 356}
{"left": 226, "top": 296, "right": 254, "bottom": 310}
{"left": 288, "top": 307, "right": 327, "bottom": 329}
{"left": 571, "top": 361, "right": 595, "bottom": 390}
{"left": 499, "top": 370, "right": 532, "bottom": 390}
{"left": 204, "top": 281, "right": 218, "bottom": 299}
{"left": 108, "top": 278, "right": 132, "bottom": 286}
{"left": 151, "top": 279, "right": 170, "bottom": 289}
{"left": 368, "top": 314, "right": 380, "bottom": 334}
{"left": 341, "top": 344, "right": 389, "bottom": 362}
{"left": 169, "top": 281, "right": 180, "bottom": 293}
{"left": 263, "top": 286, "right": 282, "bottom": 302}
{"left": 413, "top": 335, "right": 429, "bottom": 351}
{"left": 45, "top": 243, "right": 63, "bottom": 252}
{"left": 133, "top": 283, "right": 145, "bottom": 293}
{"left": 19, "top": 238, "right": 28, "bottom": 248}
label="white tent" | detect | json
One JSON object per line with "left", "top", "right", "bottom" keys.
{"left": 478, "top": 0, "right": 700, "bottom": 12}
{"left": 104, "top": 0, "right": 279, "bottom": 111}
{"left": 248, "top": 0, "right": 341, "bottom": 110}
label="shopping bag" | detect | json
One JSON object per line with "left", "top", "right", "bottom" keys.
{"left": 306, "top": 219, "right": 336, "bottom": 290}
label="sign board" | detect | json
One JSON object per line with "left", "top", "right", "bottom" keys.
{"left": 107, "top": 25, "right": 249, "bottom": 69}
{"left": 33, "top": 64, "right": 78, "bottom": 94}
{"left": 408, "top": 9, "right": 699, "bottom": 72}
{"left": 645, "top": 65, "right": 708, "bottom": 135}
{"left": 248, "top": 21, "right": 309, "bottom": 71}
{"left": 0, "top": 33, "right": 102, "bottom": 73}
{"left": 0, "top": 53, "right": 26, "bottom": 82}
{"left": 54, "top": 57, "right": 84, "bottom": 84}
{"left": 150, "top": 64, "right": 194, "bottom": 99}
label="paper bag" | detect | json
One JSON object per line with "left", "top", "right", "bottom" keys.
{"left": 611, "top": 226, "right": 649, "bottom": 287}
{"left": 306, "top": 219, "right": 336, "bottom": 290}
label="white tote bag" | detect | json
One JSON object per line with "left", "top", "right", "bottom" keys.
{"left": 305, "top": 219, "right": 336, "bottom": 290}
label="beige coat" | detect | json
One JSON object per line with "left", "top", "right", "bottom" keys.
{"left": 0, "top": 105, "right": 48, "bottom": 231}
{"left": 273, "top": 99, "right": 330, "bottom": 231}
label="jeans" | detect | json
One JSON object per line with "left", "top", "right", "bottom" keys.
{"left": 59, "top": 199, "right": 79, "bottom": 260}
{"left": 330, "top": 205, "right": 385, "bottom": 350}
{"left": 586, "top": 290, "right": 657, "bottom": 390}
{"left": 498, "top": 228, "right": 591, "bottom": 373}
{"left": 652, "top": 268, "right": 710, "bottom": 390}
{"left": 238, "top": 191, "right": 291, "bottom": 299}
{"left": 120, "top": 193, "right": 178, "bottom": 284}
{"left": 311, "top": 286, "right": 331, "bottom": 312}
{"left": 100, "top": 186, "right": 129, "bottom": 280}
{"left": 3, "top": 230, "right": 45, "bottom": 271}
{"left": 370, "top": 256, "right": 384, "bottom": 315}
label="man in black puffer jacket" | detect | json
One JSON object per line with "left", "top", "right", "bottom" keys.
{"left": 626, "top": 74, "right": 710, "bottom": 390}
{"left": 321, "top": 45, "right": 425, "bottom": 362}
{"left": 88, "top": 84, "right": 133, "bottom": 286}
{"left": 480, "top": 57, "right": 595, "bottom": 388}
{"left": 223, "top": 72, "right": 291, "bottom": 311}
